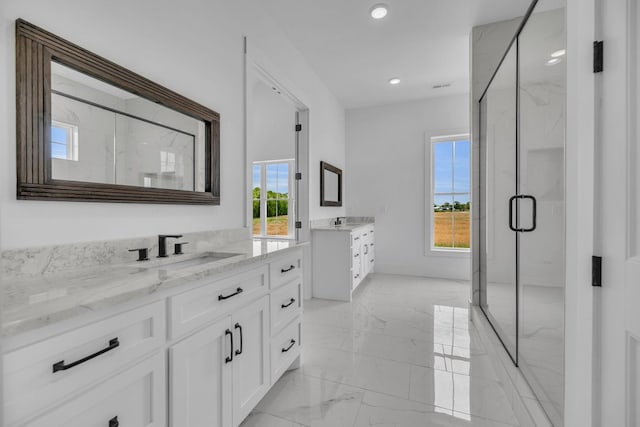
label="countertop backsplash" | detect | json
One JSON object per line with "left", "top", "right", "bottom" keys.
{"left": 309, "top": 216, "right": 374, "bottom": 229}
{"left": 1, "top": 228, "right": 249, "bottom": 280}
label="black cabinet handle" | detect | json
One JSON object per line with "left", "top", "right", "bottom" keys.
{"left": 364, "top": 244, "right": 369, "bottom": 255}
{"left": 234, "top": 323, "right": 243, "bottom": 356}
{"left": 281, "top": 265, "right": 295, "bottom": 273}
{"left": 109, "top": 416, "right": 119, "bottom": 427}
{"left": 281, "top": 339, "right": 296, "bottom": 353}
{"left": 225, "top": 329, "right": 233, "bottom": 363}
{"left": 281, "top": 298, "right": 296, "bottom": 308}
{"left": 53, "top": 338, "right": 119, "bottom": 373}
{"left": 370, "top": 259, "right": 374, "bottom": 263}
{"left": 354, "top": 274, "right": 360, "bottom": 279}
{"left": 354, "top": 237, "right": 360, "bottom": 241}
{"left": 218, "top": 287, "right": 243, "bottom": 301}
{"left": 354, "top": 253, "right": 359, "bottom": 258}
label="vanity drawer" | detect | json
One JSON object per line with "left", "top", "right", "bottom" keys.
{"left": 270, "top": 251, "right": 302, "bottom": 289}
{"left": 271, "top": 316, "right": 301, "bottom": 383}
{"left": 168, "top": 264, "right": 268, "bottom": 339}
{"left": 24, "top": 351, "right": 165, "bottom": 427}
{"left": 3, "top": 301, "right": 165, "bottom": 427}
{"left": 271, "top": 280, "right": 302, "bottom": 334}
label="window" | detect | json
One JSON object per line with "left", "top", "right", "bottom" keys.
{"left": 431, "top": 135, "right": 470, "bottom": 251}
{"left": 51, "top": 121, "right": 78, "bottom": 161}
{"left": 252, "top": 160, "right": 295, "bottom": 238}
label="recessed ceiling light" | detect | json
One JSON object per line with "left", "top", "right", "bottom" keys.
{"left": 551, "top": 49, "right": 566, "bottom": 58}
{"left": 388, "top": 77, "right": 401, "bottom": 85}
{"left": 546, "top": 58, "right": 561, "bottom": 66}
{"left": 370, "top": 4, "right": 389, "bottom": 19}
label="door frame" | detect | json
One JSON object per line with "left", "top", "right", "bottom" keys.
{"left": 243, "top": 38, "right": 310, "bottom": 244}
{"left": 564, "top": 0, "right": 598, "bottom": 426}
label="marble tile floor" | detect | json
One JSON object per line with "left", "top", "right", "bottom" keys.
{"left": 240, "top": 274, "right": 521, "bottom": 427}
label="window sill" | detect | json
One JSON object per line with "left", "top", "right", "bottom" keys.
{"left": 426, "top": 248, "right": 471, "bottom": 258}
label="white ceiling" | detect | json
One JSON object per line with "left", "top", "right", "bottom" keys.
{"left": 260, "top": 0, "right": 534, "bottom": 109}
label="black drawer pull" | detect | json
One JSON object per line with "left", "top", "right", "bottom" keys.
{"left": 109, "top": 416, "right": 119, "bottom": 427}
{"left": 281, "top": 265, "right": 295, "bottom": 273}
{"left": 281, "top": 339, "right": 296, "bottom": 353}
{"left": 354, "top": 274, "right": 360, "bottom": 279}
{"left": 225, "top": 329, "right": 233, "bottom": 363}
{"left": 354, "top": 253, "right": 359, "bottom": 258}
{"left": 354, "top": 237, "right": 360, "bottom": 241}
{"left": 218, "top": 287, "right": 243, "bottom": 300}
{"left": 370, "top": 259, "right": 374, "bottom": 263}
{"left": 234, "top": 323, "right": 243, "bottom": 356}
{"left": 52, "top": 338, "right": 119, "bottom": 373}
{"left": 281, "top": 298, "right": 296, "bottom": 308}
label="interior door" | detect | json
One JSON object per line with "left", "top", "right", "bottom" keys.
{"left": 598, "top": 0, "right": 640, "bottom": 425}
{"left": 480, "top": 42, "right": 519, "bottom": 363}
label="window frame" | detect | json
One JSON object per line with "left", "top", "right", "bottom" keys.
{"left": 427, "top": 133, "right": 471, "bottom": 255}
{"left": 51, "top": 120, "right": 79, "bottom": 161}
{"left": 252, "top": 159, "right": 296, "bottom": 239}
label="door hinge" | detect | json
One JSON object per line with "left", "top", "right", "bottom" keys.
{"left": 594, "top": 41, "right": 604, "bottom": 73}
{"left": 592, "top": 255, "right": 602, "bottom": 287}
{"left": 295, "top": 172, "right": 302, "bottom": 180}
{"left": 295, "top": 221, "right": 302, "bottom": 229}
{"left": 295, "top": 124, "right": 302, "bottom": 132}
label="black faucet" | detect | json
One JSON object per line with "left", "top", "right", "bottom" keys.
{"left": 158, "top": 235, "right": 183, "bottom": 257}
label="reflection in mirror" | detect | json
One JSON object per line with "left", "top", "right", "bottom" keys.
{"left": 323, "top": 170, "right": 339, "bottom": 202}
{"left": 320, "top": 161, "right": 342, "bottom": 207}
{"left": 51, "top": 62, "right": 206, "bottom": 191}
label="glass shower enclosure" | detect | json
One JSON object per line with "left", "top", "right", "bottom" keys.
{"left": 479, "top": 1, "right": 566, "bottom": 425}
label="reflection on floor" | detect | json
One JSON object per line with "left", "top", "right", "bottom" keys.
{"left": 240, "top": 274, "right": 521, "bottom": 427}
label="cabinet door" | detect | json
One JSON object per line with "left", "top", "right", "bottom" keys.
{"left": 170, "top": 316, "right": 233, "bottom": 427}
{"left": 232, "top": 295, "right": 270, "bottom": 426}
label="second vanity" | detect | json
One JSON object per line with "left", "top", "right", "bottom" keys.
{"left": 311, "top": 218, "right": 375, "bottom": 302}
{"left": 1, "top": 230, "right": 305, "bottom": 427}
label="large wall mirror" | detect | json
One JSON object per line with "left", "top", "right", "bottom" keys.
{"left": 320, "top": 161, "right": 342, "bottom": 207}
{"left": 16, "top": 19, "right": 220, "bottom": 204}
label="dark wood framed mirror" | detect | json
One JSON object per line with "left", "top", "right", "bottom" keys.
{"left": 320, "top": 161, "right": 342, "bottom": 207}
{"left": 15, "top": 19, "right": 220, "bottom": 204}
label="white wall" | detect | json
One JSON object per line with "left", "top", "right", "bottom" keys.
{"left": 247, "top": 78, "right": 296, "bottom": 163}
{"left": 0, "top": 0, "right": 345, "bottom": 249}
{"left": 345, "top": 95, "right": 470, "bottom": 280}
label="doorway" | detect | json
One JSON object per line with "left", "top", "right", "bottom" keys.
{"left": 245, "top": 50, "right": 309, "bottom": 242}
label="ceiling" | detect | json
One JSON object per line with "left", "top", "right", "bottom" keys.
{"left": 260, "top": 0, "right": 534, "bottom": 109}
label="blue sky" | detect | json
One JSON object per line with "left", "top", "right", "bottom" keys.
{"left": 253, "top": 163, "right": 289, "bottom": 196}
{"left": 434, "top": 140, "right": 470, "bottom": 205}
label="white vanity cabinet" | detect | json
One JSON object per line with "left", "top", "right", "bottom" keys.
{"left": 312, "top": 224, "right": 375, "bottom": 301}
{"left": 3, "top": 246, "right": 304, "bottom": 427}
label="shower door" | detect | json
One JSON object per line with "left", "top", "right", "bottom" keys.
{"left": 479, "top": 1, "right": 566, "bottom": 425}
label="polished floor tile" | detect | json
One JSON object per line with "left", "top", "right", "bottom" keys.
{"left": 241, "top": 274, "right": 520, "bottom": 427}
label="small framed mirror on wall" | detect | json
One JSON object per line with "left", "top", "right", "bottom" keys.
{"left": 320, "top": 161, "right": 342, "bottom": 207}
{"left": 15, "top": 19, "right": 220, "bottom": 204}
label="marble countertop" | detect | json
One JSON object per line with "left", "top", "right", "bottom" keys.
{"left": 1, "top": 238, "right": 307, "bottom": 337}
{"left": 310, "top": 222, "right": 374, "bottom": 232}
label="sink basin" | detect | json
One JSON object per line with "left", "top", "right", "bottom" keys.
{"left": 145, "top": 252, "right": 242, "bottom": 271}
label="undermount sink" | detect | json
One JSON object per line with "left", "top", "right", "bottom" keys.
{"left": 145, "top": 252, "right": 242, "bottom": 271}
